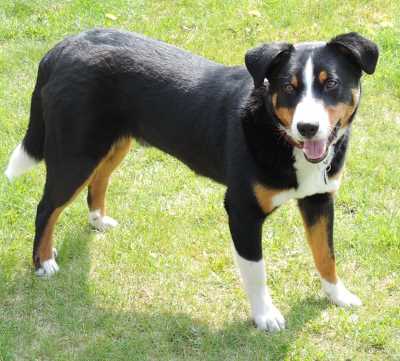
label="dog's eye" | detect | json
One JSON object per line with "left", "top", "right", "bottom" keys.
{"left": 283, "top": 83, "right": 295, "bottom": 94}
{"left": 325, "top": 79, "right": 338, "bottom": 90}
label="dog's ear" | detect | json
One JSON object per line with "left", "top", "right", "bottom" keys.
{"left": 328, "top": 32, "right": 379, "bottom": 75}
{"left": 245, "top": 43, "right": 293, "bottom": 88}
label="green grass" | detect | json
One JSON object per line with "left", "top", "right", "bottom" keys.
{"left": 0, "top": 0, "right": 399, "bottom": 360}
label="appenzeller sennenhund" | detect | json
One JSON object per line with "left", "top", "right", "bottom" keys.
{"left": 5, "top": 29, "right": 378, "bottom": 331}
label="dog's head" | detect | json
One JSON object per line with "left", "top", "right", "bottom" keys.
{"left": 245, "top": 32, "right": 378, "bottom": 163}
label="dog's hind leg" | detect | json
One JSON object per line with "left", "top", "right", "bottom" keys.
{"left": 34, "top": 157, "right": 98, "bottom": 276}
{"left": 87, "top": 138, "right": 132, "bottom": 231}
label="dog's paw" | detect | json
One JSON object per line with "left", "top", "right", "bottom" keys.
{"left": 35, "top": 258, "right": 59, "bottom": 277}
{"left": 253, "top": 304, "right": 286, "bottom": 332}
{"left": 322, "top": 279, "right": 362, "bottom": 307}
{"left": 89, "top": 210, "right": 118, "bottom": 232}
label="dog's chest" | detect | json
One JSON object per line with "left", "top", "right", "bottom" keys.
{"left": 271, "top": 148, "right": 340, "bottom": 207}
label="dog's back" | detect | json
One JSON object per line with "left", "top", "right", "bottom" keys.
{"left": 15, "top": 29, "right": 252, "bottom": 183}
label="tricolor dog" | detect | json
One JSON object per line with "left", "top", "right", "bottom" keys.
{"left": 5, "top": 29, "right": 378, "bottom": 332}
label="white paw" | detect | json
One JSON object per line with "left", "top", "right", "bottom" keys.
{"left": 253, "top": 304, "right": 286, "bottom": 332}
{"left": 35, "top": 258, "right": 59, "bottom": 277}
{"left": 89, "top": 210, "right": 118, "bottom": 232}
{"left": 322, "top": 279, "right": 362, "bottom": 307}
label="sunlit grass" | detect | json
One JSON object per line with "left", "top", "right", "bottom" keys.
{"left": 0, "top": 1, "right": 399, "bottom": 360}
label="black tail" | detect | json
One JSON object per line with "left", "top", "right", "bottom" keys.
{"left": 22, "top": 59, "right": 51, "bottom": 161}
{"left": 22, "top": 86, "right": 44, "bottom": 160}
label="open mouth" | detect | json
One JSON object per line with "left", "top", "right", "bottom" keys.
{"left": 297, "top": 122, "right": 341, "bottom": 164}
{"left": 302, "top": 139, "right": 328, "bottom": 163}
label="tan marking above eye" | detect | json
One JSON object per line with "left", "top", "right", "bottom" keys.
{"left": 253, "top": 183, "right": 282, "bottom": 214}
{"left": 319, "top": 70, "right": 328, "bottom": 84}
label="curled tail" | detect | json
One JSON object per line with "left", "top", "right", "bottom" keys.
{"left": 5, "top": 72, "right": 46, "bottom": 181}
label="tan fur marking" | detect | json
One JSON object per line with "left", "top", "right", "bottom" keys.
{"left": 89, "top": 137, "right": 132, "bottom": 215}
{"left": 301, "top": 216, "right": 337, "bottom": 283}
{"left": 272, "top": 93, "right": 294, "bottom": 127}
{"left": 319, "top": 70, "right": 328, "bottom": 84}
{"left": 326, "top": 103, "right": 355, "bottom": 128}
{"left": 326, "top": 88, "right": 360, "bottom": 127}
{"left": 275, "top": 106, "right": 295, "bottom": 127}
{"left": 253, "top": 183, "right": 282, "bottom": 214}
{"left": 291, "top": 75, "right": 299, "bottom": 88}
{"left": 272, "top": 93, "right": 277, "bottom": 108}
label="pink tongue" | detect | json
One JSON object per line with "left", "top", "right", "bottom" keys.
{"left": 303, "top": 139, "right": 327, "bottom": 160}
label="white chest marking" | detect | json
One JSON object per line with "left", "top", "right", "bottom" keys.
{"left": 271, "top": 147, "right": 340, "bottom": 208}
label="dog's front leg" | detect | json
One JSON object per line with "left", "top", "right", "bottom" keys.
{"left": 226, "top": 201, "right": 285, "bottom": 332}
{"left": 298, "top": 193, "right": 362, "bottom": 307}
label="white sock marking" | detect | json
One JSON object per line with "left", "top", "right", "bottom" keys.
{"left": 5, "top": 143, "right": 39, "bottom": 181}
{"left": 321, "top": 278, "right": 362, "bottom": 307}
{"left": 35, "top": 259, "right": 59, "bottom": 277}
{"left": 89, "top": 209, "right": 118, "bottom": 231}
{"left": 232, "top": 247, "right": 285, "bottom": 332}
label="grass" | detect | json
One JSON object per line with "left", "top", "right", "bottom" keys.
{"left": 0, "top": 0, "right": 399, "bottom": 360}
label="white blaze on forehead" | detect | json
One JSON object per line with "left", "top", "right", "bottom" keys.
{"left": 292, "top": 55, "right": 330, "bottom": 140}
{"left": 304, "top": 56, "right": 314, "bottom": 96}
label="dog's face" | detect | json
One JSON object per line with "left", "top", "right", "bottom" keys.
{"left": 245, "top": 33, "right": 379, "bottom": 163}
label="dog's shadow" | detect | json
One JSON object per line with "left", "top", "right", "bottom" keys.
{"left": 2, "top": 229, "right": 328, "bottom": 361}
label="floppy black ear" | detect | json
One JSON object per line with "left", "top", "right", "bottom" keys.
{"left": 245, "top": 42, "right": 293, "bottom": 88}
{"left": 328, "top": 32, "right": 379, "bottom": 75}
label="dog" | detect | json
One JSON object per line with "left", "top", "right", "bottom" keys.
{"left": 5, "top": 29, "right": 378, "bottom": 332}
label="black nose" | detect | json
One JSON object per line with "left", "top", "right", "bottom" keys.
{"left": 297, "top": 123, "right": 319, "bottom": 138}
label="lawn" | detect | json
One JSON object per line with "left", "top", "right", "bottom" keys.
{"left": 0, "top": 0, "right": 399, "bottom": 360}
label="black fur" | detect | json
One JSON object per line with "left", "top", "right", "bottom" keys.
{"left": 328, "top": 32, "right": 379, "bottom": 75}
{"left": 245, "top": 42, "right": 294, "bottom": 87}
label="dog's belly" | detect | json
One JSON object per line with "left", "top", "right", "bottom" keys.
{"left": 271, "top": 147, "right": 340, "bottom": 207}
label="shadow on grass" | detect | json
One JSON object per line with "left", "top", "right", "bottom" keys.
{"left": 1, "top": 228, "right": 328, "bottom": 361}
